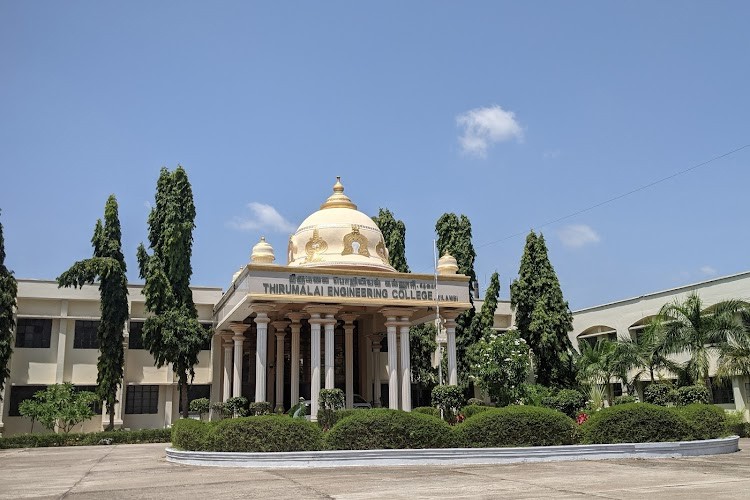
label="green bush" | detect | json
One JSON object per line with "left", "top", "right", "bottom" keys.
{"left": 172, "top": 419, "right": 212, "bottom": 450}
{"left": 225, "top": 396, "right": 249, "bottom": 417}
{"left": 674, "top": 385, "right": 710, "bottom": 406}
{"left": 518, "top": 383, "right": 554, "bottom": 406}
{"left": 725, "top": 411, "right": 749, "bottom": 437}
{"left": 189, "top": 398, "right": 210, "bottom": 419}
{"left": 0, "top": 428, "right": 172, "bottom": 449}
{"left": 248, "top": 401, "right": 272, "bottom": 416}
{"left": 580, "top": 403, "right": 692, "bottom": 444}
{"left": 461, "top": 404, "right": 493, "bottom": 420}
{"left": 317, "top": 408, "right": 364, "bottom": 429}
{"left": 643, "top": 383, "right": 674, "bottom": 406}
{"left": 541, "top": 389, "right": 586, "bottom": 418}
{"left": 455, "top": 406, "right": 577, "bottom": 448}
{"left": 467, "top": 398, "right": 486, "bottom": 406}
{"left": 325, "top": 409, "right": 456, "bottom": 450}
{"left": 412, "top": 406, "right": 440, "bottom": 418}
{"left": 431, "top": 385, "right": 464, "bottom": 420}
{"left": 676, "top": 404, "right": 727, "bottom": 440}
{"left": 173, "top": 415, "right": 324, "bottom": 452}
{"left": 613, "top": 395, "right": 638, "bottom": 405}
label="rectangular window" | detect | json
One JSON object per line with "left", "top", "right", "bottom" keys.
{"left": 15, "top": 319, "right": 52, "bottom": 348}
{"left": 129, "top": 321, "right": 145, "bottom": 350}
{"left": 612, "top": 383, "right": 623, "bottom": 398}
{"left": 74, "top": 320, "right": 100, "bottom": 349}
{"left": 8, "top": 385, "right": 46, "bottom": 416}
{"left": 711, "top": 378, "right": 735, "bottom": 405}
{"left": 125, "top": 385, "right": 159, "bottom": 414}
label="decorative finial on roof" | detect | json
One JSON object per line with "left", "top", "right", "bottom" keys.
{"left": 320, "top": 176, "right": 357, "bottom": 210}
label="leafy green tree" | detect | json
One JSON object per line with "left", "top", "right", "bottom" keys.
{"left": 510, "top": 231, "right": 576, "bottom": 387}
{"left": 19, "top": 383, "right": 98, "bottom": 433}
{"left": 575, "top": 339, "right": 617, "bottom": 405}
{"left": 137, "top": 166, "right": 210, "bottom": 419}
{"left": 435, "top": 213, "right": 477, "bottom": 385}
{"left": 371, "top": 208, "right": 409, "bottom": 273}
{"left": 0, "top": 212, "right": 17, "bottom": 401}
{"left": 372, "top": 208, "right": 438, "bottom": 388}
{"left": 660, "top": 292, "right": 747, "bottom": 402}
{"left": 468, "top": 329, "right": 529, "bottom": 406}
{"left": 57, "top": 195, "right": 128, "bottom": 430}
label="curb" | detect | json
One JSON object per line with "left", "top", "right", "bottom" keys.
{"left": 165, "top": 435, "right": 740, "bottom": 468}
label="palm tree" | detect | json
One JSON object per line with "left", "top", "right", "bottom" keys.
{"left": 716, "top": 310, "right": 750, "bottom": 382}
{"left": 659, "top": 292, "right": 748, "bottom": 402}
{"left": 576, "top": 339, "right": 617, "bottom": 405}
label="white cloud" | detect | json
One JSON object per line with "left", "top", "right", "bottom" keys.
{"left": 700, "top": 265, "right": 717, "bottom": 277}
{"left": 456, "top": 105, "right": 523, "bottom": 158}
{"left": 228, "top": 202, "right": 295, "bottom": 233}
{"left": 558, "top": 224, "right": 601, "bottom": 248}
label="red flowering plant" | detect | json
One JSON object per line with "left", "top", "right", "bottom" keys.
{"left": 576, "top": 412, "right": 589, "bottom": 425}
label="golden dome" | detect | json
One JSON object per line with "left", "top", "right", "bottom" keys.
{"left": 287, "top": 178, "right": 396, "bottom": 272}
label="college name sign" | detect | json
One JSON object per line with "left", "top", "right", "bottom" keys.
{"left": 241, "top": 269, "right": 470, "bottom": 305}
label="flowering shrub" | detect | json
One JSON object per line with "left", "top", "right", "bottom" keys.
{"left": 468, "top": 329, "right": 530, "bottom": 406}
{"left": 576, "top": 412, "right": 589, "bottom": 425}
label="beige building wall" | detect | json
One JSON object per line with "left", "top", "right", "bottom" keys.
{"left": 1, "top": 280, "right": 222, "bottom": 436}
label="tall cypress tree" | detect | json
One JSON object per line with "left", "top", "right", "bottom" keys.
{"left": 0, "top": 212, "right": 18, "bottom": 401}
{"left": 57, "top": 196, "right": 129, "bottom": 429}
{"left": 435, "top": 213, "right": 477, "bottom": 386}
{"left": 510, "top": 231, "right": 576, "bottom": 387}
{"left": 471, "top": 271, "right": 500, "bottom": 337}
{"left": 137, "top": 166, "right": 209, "bottom": 419}
{"left": 371, "top": 208, "right": 409, "bottom": 273}
{"left": 372, "top": 208, "right": 437, "bottom": 388}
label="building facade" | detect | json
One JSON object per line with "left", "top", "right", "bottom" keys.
{"left": 0, "top": 178, "right": 471, "bottom": 435}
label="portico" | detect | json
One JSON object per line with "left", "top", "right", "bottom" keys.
{"left": 211, "top": 178, "right": 471, "bottom": 419}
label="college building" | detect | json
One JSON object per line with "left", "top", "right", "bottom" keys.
{"left": 1, "top": 179, "right": 748, "bottom": 435}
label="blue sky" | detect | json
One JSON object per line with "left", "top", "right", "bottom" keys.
{"left": 1, "top": 2, "right": 749, "bottom": 310}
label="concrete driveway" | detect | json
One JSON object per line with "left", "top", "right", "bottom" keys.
{"left": 1, "top": 439, "right": 749, "bottom": 499}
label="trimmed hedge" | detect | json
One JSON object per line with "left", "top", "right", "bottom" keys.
{"left": 613, "top": 395, "right": 638, "bottom": 405}
{"left": 412, "top": 406, "right": 440, "bottom": 418}
{"left": 0, "top": 428, "right": 171, "bottom": 449}
{"left": 643, "top": 383, "right": 674, "bottom": 406}
{"left": 455, "top": 406, "right": 577, "bottom": 448}
{"left": 676, "top": 404, "right": 727, "bottom": 440}
{"left": 317, "top": 408, "right": 365, "bottom": 429}
{"left": 325, "top": 409, "right": 456, "bottom": 450}
{"left": 461, "top": 404, "right": 493, "bottom": 420}
{"left": 172, "top": 415, "right": 323, "bottom": 452}
{"left": 580, "top": 403, "right": 692, "bottom": 444}
{"left": 674, "top": 385, "right": 710, "bottom": 406}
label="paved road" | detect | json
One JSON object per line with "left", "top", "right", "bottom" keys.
{"left": 1, "top": 440, "right": 749, "bottom": 499}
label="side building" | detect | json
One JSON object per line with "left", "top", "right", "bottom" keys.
{"left": 0, "top": 279, "right": 223, "bottom": 436}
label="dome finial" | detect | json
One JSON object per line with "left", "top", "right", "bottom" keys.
{"left": 320, "top": 176, "right": 357, "bottom": 210}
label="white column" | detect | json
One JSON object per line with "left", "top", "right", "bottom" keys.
{"left": 221, "top": 333, "right": 233, "bottom": 401}
{"left": 287, "top": 313, "right": 305, "bottom": 405}
{"left": 229, "top": 323, "right": 247, "bottom": 398}
{"left": 254, "top": 312, "right": 270, "bottom": 403}
{"left": 272, "top": 321, "right": 289, "bottom": 412}
{"left": 445, "top": 315, "right": 458, "bottom": 386}
{"left": 55, "top": 300, "right": 69, "bottom": 383}
{"left": 324, "top": 318, "right": 335, "bottom": 390}
{"left": 399, "top": 319, "right": 412, "bottom": 412}
{"left": 340, "top": 314, "right": 357, "bottom": 408}
{"left": 384, "top": 315, "right": 399, "bottom": 410}
{"left": 369, "top": 334, "right": 383, "bottom": 408}
{"left": 308, "top": 314, "right": 322, "bottom": 421}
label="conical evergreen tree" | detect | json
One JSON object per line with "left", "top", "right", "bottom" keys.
{"left": 510, "top": 231, "right": 576, "bottom": 387}
{"left": 371, "top": 208, "right": 409, "bottom": 273}
{"left": 471, "top": 271, "right": 500, "bottom": 337}
{"left": 57, "top": 196, "right": 129, "bottom": 429}
{"left": 0, "top": 212, "right": 18, "bottom": 401}
{"left": 436, "top": 213, "right": 477, "bottom": 386}
{"left": 137, "top": 166, "right": 209, "bottom": 419}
